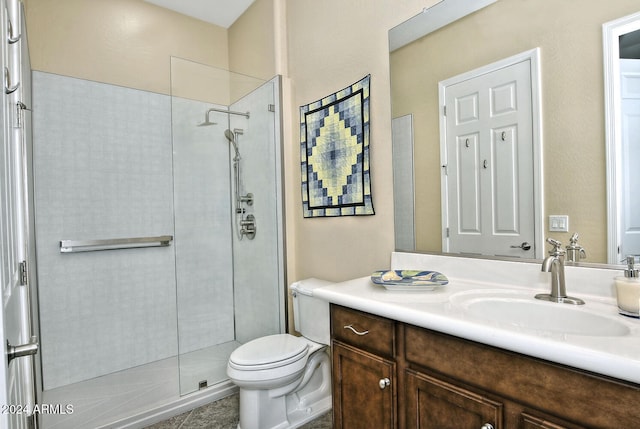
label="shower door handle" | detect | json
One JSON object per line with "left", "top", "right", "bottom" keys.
{"left": 7, "top": 336, "right": 38, "bottom": 364}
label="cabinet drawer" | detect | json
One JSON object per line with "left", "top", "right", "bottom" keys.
{"left": 331, "top": 305, "right": 395, "bottom": 358}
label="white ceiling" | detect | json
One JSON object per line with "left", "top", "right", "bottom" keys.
{"left": 143, "top": 0, "right": 255, "bottom": 28}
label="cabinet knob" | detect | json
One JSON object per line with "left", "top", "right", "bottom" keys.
{"left": 480, "top": 424, "right": 494, "bottom": 429}
{"left": 378, "top": 377, "right": 391, "bottom": 389}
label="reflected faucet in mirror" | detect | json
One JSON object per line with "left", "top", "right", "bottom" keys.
{"left": 565, "top": 233, "right": 587, "bottom": 263}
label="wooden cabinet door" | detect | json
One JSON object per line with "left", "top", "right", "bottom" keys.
{"left": 332, "top": 341, "right": 396, "bottom": 429}
{"left": 405, "top": 369, "right": 503, "bottom": 429}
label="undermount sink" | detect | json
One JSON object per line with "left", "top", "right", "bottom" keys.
{"left": 450, "top": 289, "right": 630, "bottom": 337}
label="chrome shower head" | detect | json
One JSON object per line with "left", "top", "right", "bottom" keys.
{"left": 225, "top": 129, "right": 241, "bottom": 160}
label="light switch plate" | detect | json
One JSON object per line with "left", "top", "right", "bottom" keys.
{"left": 549, "top": 215, "right": 569, "bottom": 232}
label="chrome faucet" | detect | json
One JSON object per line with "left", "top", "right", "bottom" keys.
{"left": 535, "top": 238, "right": 585, "bottom": 305}
{"left": 565, "top": 232, "right": 586, "bottom": 263}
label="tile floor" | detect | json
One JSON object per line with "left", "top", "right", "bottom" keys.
{"left": 144, "top": 393, "right": 333, "bottom": 429}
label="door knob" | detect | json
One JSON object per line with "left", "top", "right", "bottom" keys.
{"left": 510, "top": 242, "right": 531, "bottom": 251}
{"left": 7, "top": 336, "right": 38, "bottom": 364}
{"left": 378, "top": 378, "right": 391, "bottom": 389}
{"left": 480, "top": 424, "right": 494, "bottom": 429}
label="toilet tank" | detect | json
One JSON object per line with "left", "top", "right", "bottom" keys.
{"left": 290, "top": 278, "right": 333, "bottom": 345}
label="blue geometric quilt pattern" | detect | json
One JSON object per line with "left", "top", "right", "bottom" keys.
{"left": 300, "top": 75, "right": 374, "bottom": 217}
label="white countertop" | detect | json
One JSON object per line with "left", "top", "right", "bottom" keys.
{"left": 314, "top": 274, "right": 640, "bottom": 385}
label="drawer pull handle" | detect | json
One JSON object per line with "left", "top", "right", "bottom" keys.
{"left": 344, "top": 324, "right": 369, "bottom": 336}
{"left": 480, "top": 424, "right": 494, "bottom": 429}
{"left": 378, "top": 378, "right": 391, "bottom": 389}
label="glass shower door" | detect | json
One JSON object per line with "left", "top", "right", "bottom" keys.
{"left": 170, "top": 58, "right": 285, "bottom": 395}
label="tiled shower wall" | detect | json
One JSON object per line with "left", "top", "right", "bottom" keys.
{"left": 32, "top": 72, "right": 235, "bottom": 389}
{"left": 33, "top": 72, "right": 177, "bottom": 390}
{"left": 32, "top": 71, "right": 283, "bottom": 392}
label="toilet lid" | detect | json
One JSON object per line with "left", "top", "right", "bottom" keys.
{"left": 229, "top": 334, "right": 309, "bottom": 370}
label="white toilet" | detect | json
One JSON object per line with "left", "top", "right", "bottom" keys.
{"left": 227, "top": 278, "right": 333, "bottom": 429}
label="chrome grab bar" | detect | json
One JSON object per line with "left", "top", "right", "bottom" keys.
{"left": 60, "top": 235, "right": 173, "bottom": 253}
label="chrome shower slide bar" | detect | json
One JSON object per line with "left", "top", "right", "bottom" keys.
{"left": 60, "top": 235, "right": 173, "bottom": 253}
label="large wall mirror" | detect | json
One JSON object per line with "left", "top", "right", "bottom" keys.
{"left": 390, "top": 0, "right": 640, "bottom": 266}
{"left": 604, "top": 12, "right": 640, "bottom": 264}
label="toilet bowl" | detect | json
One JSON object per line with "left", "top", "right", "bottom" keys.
{"left": 227, "top": 278, "right": 333, "bottom": 429}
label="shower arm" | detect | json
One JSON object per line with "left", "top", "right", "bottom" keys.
{"left": 205, "top": 107, "right": 250, "bottom": 119}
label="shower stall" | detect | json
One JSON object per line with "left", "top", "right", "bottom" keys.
{"left": 31, "top": 58, "right": 285, "bottom": 428}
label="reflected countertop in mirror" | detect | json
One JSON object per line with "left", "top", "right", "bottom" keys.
{"left": 389, "top": 0, "right": 640, "bottom": 265}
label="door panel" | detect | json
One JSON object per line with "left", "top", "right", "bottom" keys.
{"left": 456, "top": 133, "right": 481, "bottom": 234}
{"left": 491, "top": 125, "right": 519, "bottom": 233}
{"left": 405, "top": 369, "right": 502, "bottom": 429}
{"left": 456, "top": 91, "right": 479, "bottom": 123}
{"left": 443, "top": 59, "right": 535, "bottom": 257}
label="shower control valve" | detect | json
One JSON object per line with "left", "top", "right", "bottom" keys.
{"left": 240, "top": 214, "right": 257, "bottom": 240}
{"left": 240, "top": 193, "right": 253, "bottom": 206}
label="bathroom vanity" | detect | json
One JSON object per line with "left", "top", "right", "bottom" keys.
{"left": 315, "top": 253, "right": 640, "bottom": 429}
{"left": 331, "top": 304, "right": 637, "bottom": 428}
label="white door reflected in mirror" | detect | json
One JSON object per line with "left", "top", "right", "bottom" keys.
{"left": 439, "top": 50, "right": 542, "bottom": 258}
{"left": 619, "top": 58, "right": 640, "bottom": 259}
{"left": 604, "top": 11, "right": 640, "bottom": 264}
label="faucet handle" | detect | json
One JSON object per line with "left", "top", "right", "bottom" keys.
{"left": 566, "top": 233, "right": 586, "bottom": 261}
{"left": 622, "top": 255, "right": 639, "bottom": 278}
{"left": 546, "top": 238, "right": 564, "bottom": 255}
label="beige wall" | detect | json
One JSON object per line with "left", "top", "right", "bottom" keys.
{"left": 229, "top": 0, "right": 277, "bottom": 81}
{"left": 26, "top": 0, "right": 229, "bottom": 95}
{"left": 284, "top": 0, "right": 438, "bottom": 283}
{"left": 390, "top": 0, "right": 640, "bottom": 263}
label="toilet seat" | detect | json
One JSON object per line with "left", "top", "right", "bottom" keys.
{"left": 228, "top": 334, "right": 309, "bottom": 371}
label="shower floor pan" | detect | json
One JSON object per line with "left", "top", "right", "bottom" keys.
{"left": 41, "top": 341, "right": 240, "bottom": 429}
